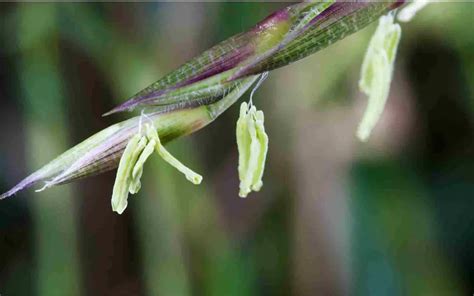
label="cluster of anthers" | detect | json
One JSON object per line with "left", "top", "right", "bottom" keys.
{"left": 112, "top": 117, "right": 202, "bottom": 214}
{"left": 113, "top": 74, "right": 271, "bottom": 213}
{"left": 357, "top": 1, "right": 429, "bottom": 141}
{"left": 113, "top": 1, "right": 428, "bottom": 213}
{"left": 236, "top": 73, "right": 270, "bottom": 198}
{"left": 0, "top": 0, "right": 431, "bottom": 212}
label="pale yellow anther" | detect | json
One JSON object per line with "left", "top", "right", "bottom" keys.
{"left": 111, "top": 134, "right": 143, "bottom": 214}
{"left": 128, "top": 136, "right": 148, "bottom": 195}
{"left": 236, "top": 102, "right": 269, "bottom": 198}
{"left": 112, "top": 123, "right": 203, "bottom": 214}
{"left": 132, "top": 139, "right": 156, "bottom": 181}
{"left": 357, "top": 14, "right": 401, "bottom": 142}
{"left": 146, "top": 124, "right": 203, "bottom": 185}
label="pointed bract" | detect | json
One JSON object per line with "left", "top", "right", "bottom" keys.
{"left": 106, "top": 0, "right": 404, "bottom": 115}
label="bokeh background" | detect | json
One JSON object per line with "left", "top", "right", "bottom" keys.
{"left": 0, "top": 2, "right": 473, "bottom": 296}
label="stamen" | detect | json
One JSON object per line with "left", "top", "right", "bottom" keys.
{"left": 236, "top": 102, "right": 269, "bottom": 198}
{"left": 128, "top": 136, "right": 148, "bottom": 195}
{"left": 249, "top": 72, "right": 269, "bottom": 106}
{"left": 145, "top": 124, "right": 203, "bottom": 185}
{"left": 132, "top": 139, "right": 156, "bottom": 181}
{"left": 357, "top": 14, "right": 401, "bottom": 142}
{"left": 251, "top": 110, "right": 268, "bottom": 191}
{"left": 111, "top": 134, "right": 144, "bottom": 214}
{"left": 35, "top": 182, "right": 51, "bottom": 193}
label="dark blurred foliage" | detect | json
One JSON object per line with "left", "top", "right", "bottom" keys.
{"left": 0, "top": 3, "right": 473, "bottom": 296}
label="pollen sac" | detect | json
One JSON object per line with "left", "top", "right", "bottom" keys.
{"left": 111, "top": 134, "right": 145, "bottom": 214}
{"left": 111, "top": 123, "right": 203, "bottom": 214}
{"left": 112, "top": 122, "right": 206, "bottom": 214}
{"left": 236, "top": 102, "right": 269, "bottom": 198}
{"left": 357, "top": 13, "right": 401, "bottom": 142}
{"left": 129, "top": 138, "right": 156, "bottom": 195}
{"left": 145, "top": 124, "right": 203, "bottom": 185}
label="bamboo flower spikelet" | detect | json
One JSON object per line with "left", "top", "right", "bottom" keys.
{"left": 1, "top": 1, "right": 409, "bottom": 213}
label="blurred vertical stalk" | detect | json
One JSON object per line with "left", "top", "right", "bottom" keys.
{"left": 118, "top": 64, "right": 194, "bottom": 296}
{"left": 57, "top": 5, "right": 194, "bottom": 294}
{"left": 96, "top": 23, "right": 193, "bottom": 294}
{"left": 116, "top": 57, "right": 193, "bottom": 295}
{"left": 17, "top": 4, "right": 81, "bottom": 296}
{"left": 135, "top": 161, "right": 192, "bottom": 296}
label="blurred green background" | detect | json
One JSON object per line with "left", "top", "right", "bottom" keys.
{"left": 0, "top": 2, "right": 473, "bottom": 296}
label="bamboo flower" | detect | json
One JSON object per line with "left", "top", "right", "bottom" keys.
{"left": 1, "top": 1, "right": 405, "bottom": 200}
{"left": 1, "top": 76, "right": 258, "bottom": 200}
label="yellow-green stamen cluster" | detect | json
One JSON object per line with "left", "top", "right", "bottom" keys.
{"left": 112, "top": 123, "right": 202, "bottom": 214}
{"left": 236, "top": 102, "right": 269, "bottom": 198}
{"left": 357, "top": 13, "right": 401, "bottom": 142}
